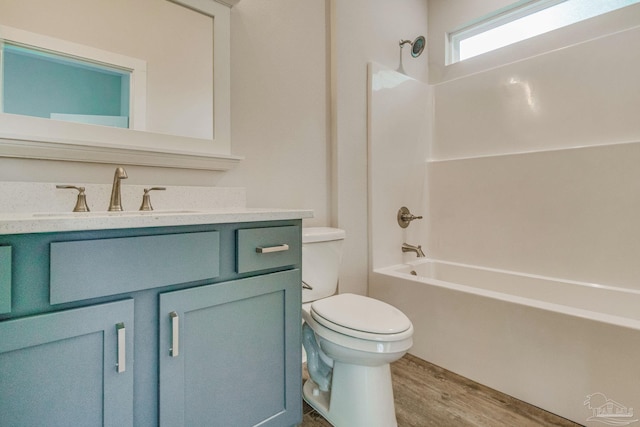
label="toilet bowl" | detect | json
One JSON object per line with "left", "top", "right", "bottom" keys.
{"left": 301, "top": 228, "right": 413, "bottom": 427}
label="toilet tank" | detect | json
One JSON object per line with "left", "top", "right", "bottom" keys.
{"left": 302, "top": 227, "right": 345, "bottom": 303}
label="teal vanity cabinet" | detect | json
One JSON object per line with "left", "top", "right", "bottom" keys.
{"left": 159, "top": 270, "right": 301, "bottom": 427}
{"left": 159, "top": 225, "right": 302, "bottom": 427}
{"left": 0, "top": 299, "right": 134, "bottom": 427}
{"left": 0, "top": 245, "right": 11, "bottom": 314}
{"left": 0, "top": 219, "right": 303, "bottom": 427}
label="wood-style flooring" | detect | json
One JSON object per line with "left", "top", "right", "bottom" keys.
{"left": 301, "top": 354, "right": 582, "bottom": 427}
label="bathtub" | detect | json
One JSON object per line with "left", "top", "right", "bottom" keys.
{"left": 370, "top": 259, "right": 640, "bottom": 425}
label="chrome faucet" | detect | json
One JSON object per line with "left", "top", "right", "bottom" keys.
{"left": 402, "top": 243, "right": 426, "bottom": 258}
{"left": 108, "top": 167, "right": 128, "bottom": 211}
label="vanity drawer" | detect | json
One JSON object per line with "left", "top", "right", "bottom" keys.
{"left": 50, "top": 231, "right": 220, "bottom": 304}
{"left": 236, "top": 226, "right": 300, "bottom": 274}
{"left": 0, "top": 246, "right": 11, "bottom": 314}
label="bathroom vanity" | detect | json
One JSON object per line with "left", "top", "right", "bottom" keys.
{"left": 0, "top": 209, "right": 311, "bottom": 426}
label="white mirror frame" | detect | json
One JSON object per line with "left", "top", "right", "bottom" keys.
{"left": 0, "top": 0, "right": 240, "bottom": 171}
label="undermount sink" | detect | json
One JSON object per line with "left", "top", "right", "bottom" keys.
{"left": 32, "top": 210, "right": 201, "bottom": 218}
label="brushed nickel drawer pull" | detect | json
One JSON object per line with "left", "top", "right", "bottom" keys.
{"left": 170, "top": 311, "right": 179, "bottom": 358}
{"left": 116, "top": 322, "right": 126, "bottom": 373}
{"left": 256, "top": 244, "right": 289, "bottom": 254}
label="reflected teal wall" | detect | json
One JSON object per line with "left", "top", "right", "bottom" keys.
{"left": 3, "top": 49, "right": 129, "bottom": 123}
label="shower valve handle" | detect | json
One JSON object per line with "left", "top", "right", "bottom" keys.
{"left": 397, "top": 206, "right": 422, "bottom": 228}
{"left": 401, "top": 213, "right": 423, "bottom": 221}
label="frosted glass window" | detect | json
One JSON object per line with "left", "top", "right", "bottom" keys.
{"left": 1, "top": 42, "right": 131, "bottom": 128}
{"left": 449, "top": 0, "right": 640, "bottom": 63}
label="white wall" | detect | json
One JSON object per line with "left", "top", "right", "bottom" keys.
{"left": 428, "top": 3, "right": 640, "bottom": 290}
{"left": 332, "top": 0, "right": 428, "bottom": 295}
{"left": 217, "top": 0, "right": 330, "bottom": 226}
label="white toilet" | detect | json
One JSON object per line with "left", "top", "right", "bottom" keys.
{"left": 301, "top": 227, "right": 413, "bottom": 427}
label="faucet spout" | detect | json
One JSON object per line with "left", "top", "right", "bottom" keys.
{"left": 402, "top": 243, "right": 426, "bottom": 258}
{"left": 108, "top": 167, "right": 128, "bottom": 211}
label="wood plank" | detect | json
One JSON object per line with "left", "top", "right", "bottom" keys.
{"left": 301, "top": 354, "right": 581, "bottom": 427}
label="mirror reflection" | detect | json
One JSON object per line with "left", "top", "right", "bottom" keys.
{"left": 2, "top": 42, "right": 132, "bottom": 129}
{"left": 0, "top": 0, "right": 214, "bottom": 140}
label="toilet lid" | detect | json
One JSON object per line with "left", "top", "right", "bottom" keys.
{"left": 310, "top": 293, "right": 412, "bottom": 336}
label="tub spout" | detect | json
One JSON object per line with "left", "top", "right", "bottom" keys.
{"left": 402, "top": 243, "right": 425, "bottom": 258}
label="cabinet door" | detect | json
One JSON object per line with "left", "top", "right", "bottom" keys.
{"left": 0, "top": 245, "right": 10, "bottom": 314}
{"left": 159, "top": 269, "right": 302, "bottom": 427}
{"left": 0, "top": 299, "right": 134, "bottom": 427}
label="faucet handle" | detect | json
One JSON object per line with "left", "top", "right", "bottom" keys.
{"left": 56, "top": 185, "right": 90, "bottom": 212}
{"left": 397, "top": 206, "right": 423, "bottom": 228}
{"left": 139, "top": 187, "right": 166, "bottom": 211}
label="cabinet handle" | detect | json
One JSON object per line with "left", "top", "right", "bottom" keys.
{"left": 116, "top": 322, "right": 126, "bottom": 373}
{"left": 255, "top": 244, "right": 289, "bottom": 254}
{"left": 170, "top": 311, "right": 179, "bottom": 358}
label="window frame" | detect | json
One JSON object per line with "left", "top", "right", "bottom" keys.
{"left": 448, "top": 0, "right": 567, "bottom": 65}
{"left": 447, "top": 0, "right": 640, "bottom": 65}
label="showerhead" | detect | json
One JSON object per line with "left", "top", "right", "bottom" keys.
{"left": 397, "top": 35, "right": 426, "bottom": 74}
{"left": 411, "top": 36, "right": 426, "bottom": 58}
{"left": 399, "top": 35, "right": 426, "bottom": 58}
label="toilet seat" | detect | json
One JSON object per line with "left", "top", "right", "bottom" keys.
{"left": 310, "top": 293, "right": 413, "bottom": 342}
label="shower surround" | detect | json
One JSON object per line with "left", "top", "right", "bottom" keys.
{"left": 367, "top": 19, "right": 640, "bottom": 425}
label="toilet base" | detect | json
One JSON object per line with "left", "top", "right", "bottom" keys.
{"left": 303, "top": 362, "right": 398, "bottom": 427}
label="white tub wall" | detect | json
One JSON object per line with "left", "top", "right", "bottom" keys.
{"left": 368, "top": 62, "right": 431, "bottom": 270}
{"left": 370, "top": 270, "right": 640, "bottom": 425}
{"left": 427, "top": 7, "right": 640, "bottom": 291}
{"left": 432, "top": 22, "right": 640, "bottom": 160}
{"left": 332, "top": 0, "right": 429, "bottom": 295}
{"left": 367, "top": 4, "right": 640, "bottom": 424}
{"left": 427, "top": 0, "right": 640, "bottom": 86}
{"left": 429, "top": 143, "right": 640, "bottom": 292}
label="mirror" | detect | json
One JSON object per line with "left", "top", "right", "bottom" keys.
{"left": 0, "top": 0, "right": 236, "bottom": 170}
{"left": 2, "top": 35, "right": 138, "bottom": 130}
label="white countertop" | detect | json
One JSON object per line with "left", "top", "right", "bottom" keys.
{"left": 0, "top": 208, "right": 314, "bottom": 235}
